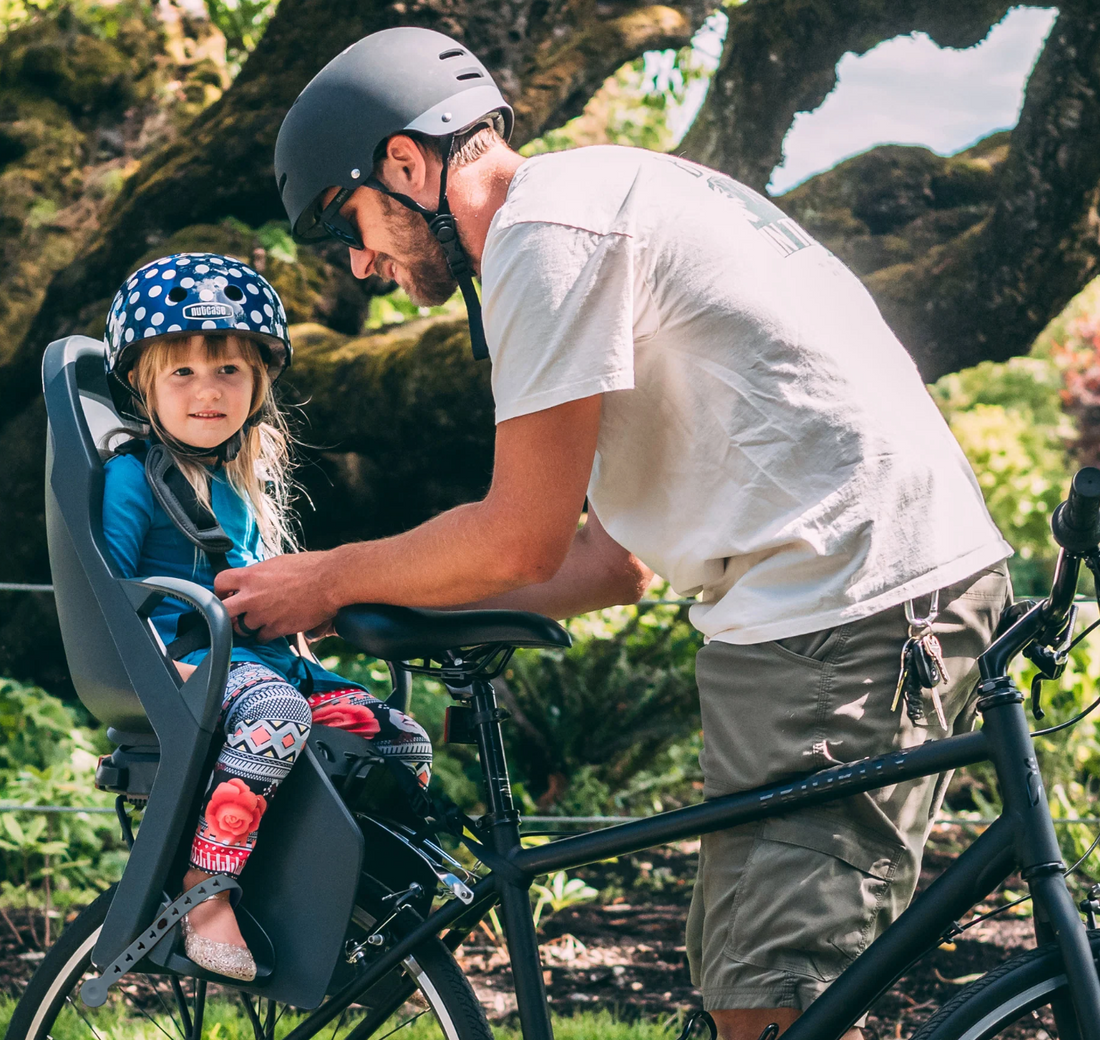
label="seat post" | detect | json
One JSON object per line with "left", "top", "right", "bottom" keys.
{"left": 469, "top": 679, "right": 555, "bottom": 1040}
{"left": 468, "top": 679, "right": 518, "bottom": 833}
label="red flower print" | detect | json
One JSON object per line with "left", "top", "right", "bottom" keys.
{"left": 311, "top": 701, "right": 381, "bottom": 737}
{"left": 204, "top": 778, "right": 267, "bottom": 845}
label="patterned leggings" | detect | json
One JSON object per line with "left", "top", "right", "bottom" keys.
{"left": 189, "top": 662, "right": 432, "bottom": 876}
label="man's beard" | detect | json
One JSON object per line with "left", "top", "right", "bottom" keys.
{"left": 379, "top": 195, "right": 458, "bottom": 306}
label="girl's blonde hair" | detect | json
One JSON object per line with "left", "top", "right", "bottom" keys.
{"left": 127, "top": 333, "right": 298, "bottom": 558}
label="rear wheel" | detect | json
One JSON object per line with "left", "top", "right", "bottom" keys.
{"left": 910, "top": 930, "right": 1100, "bottom": 1039}
{"left": 7, "top": 884, "right": 492, "bottom": 1040}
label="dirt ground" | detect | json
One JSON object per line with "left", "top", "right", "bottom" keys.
{"left": 0, "top": 825, "right": 1078, "bottom": 1038}
{"left": 454, "top": 824, "right": 1063, "bottom": 1038}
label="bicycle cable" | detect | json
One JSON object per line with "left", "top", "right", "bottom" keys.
{"left": 1029, "top": 600, "right": 1100, "bottom": 737}
{"left": 948, "top": 590, "right": 1100, "bottom": 937}
{"left": 947, "top": 828, "right": 1100, "bottom": 938}
{"left": 1065, "top": 829, "right": 1100, "bottom": 882}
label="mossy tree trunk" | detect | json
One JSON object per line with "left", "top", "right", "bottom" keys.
{"left": 682, "top": 0, "right": 1100, "bottom": 381}
{"left": 3, "top": 0, "right": 711, "bottom": 421}
{"left": 0, "top": 0, "right": 708, "bottom": 688}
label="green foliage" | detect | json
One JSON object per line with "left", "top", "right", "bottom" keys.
{"left": 496, "top": 599, "right": 702, "bottom": 815}
{"left": 0, "top": 0, "right": 157, "bottom": 46}
{"left": 0, "top": 678, "right": 121, "bottom": 900}
{"left": 531, "top": 869, "right": 599, "bottom": 930}
{"left": 203, "top": 0, "right": 277, "bottom": 64}
{"left": 521, "top": 17, "right": 723, "bottom": 157}
{"left": 1017, "top": 629, "right": 1100, "bottom": 883}
{"left": 930, "top": 356, "right": 1074, "bottom": 596}
{"left": 0, "top": 997, "right": 683, "bottom": 1038}
{"left": 323, "top": 596, "right": 703, "bottom": 818}
{"left": 364, "top": 287, "right": 462, "bottom": 332}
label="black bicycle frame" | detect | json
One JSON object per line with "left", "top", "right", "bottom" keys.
{"left": 283, "top": 556, "right": 1100, "bottom": 1040}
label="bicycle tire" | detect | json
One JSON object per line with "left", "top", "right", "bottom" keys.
{"left": 909, "top": 929, "right": 1100, "bottom": 1040}
{"left": 7, "top": 883, "right": 493, "bottom": 1040}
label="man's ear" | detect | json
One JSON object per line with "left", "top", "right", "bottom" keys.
{"left": 378, "top": 134, "right": 438, "bottom": 203}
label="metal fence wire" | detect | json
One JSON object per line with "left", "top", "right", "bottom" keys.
{"left": 2, "top": 581, "right": 1099, "bottom": 829}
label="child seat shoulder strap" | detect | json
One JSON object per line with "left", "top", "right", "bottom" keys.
{"left": 115, "top": 440, "right": 233, "bottom": 660}
{"left": 116, "top": 440, "right": 233, "bottom": 574}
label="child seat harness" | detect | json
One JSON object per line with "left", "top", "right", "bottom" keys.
{"left": 111, "top": 441, "right": 438, "bottom": 822}
{"left": 115, "top": 439, "right": 234, "bottom": 660}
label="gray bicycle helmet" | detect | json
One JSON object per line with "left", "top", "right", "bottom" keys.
{"left": 275, "top": 28, "right": 513, "bottom": 243}
{"left": 274, "top": 27, "right": 513, "bottom": 361}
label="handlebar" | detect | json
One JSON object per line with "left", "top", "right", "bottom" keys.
{"left": 981, "top": 468, "right": 1100, "bottom": 678}
{"left": 1051, "top": 466, "right": 1100, "bottom": 555}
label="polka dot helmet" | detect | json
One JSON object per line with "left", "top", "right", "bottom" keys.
{"left": 105, "top": 252, "right": 291, "bottom": 419}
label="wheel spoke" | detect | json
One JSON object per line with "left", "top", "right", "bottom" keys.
{"left": 145, "top": 972, "right": 186, "bottom": 1038}
{"left": 328, "top": 1005, "right": 351, "bottom": 1039}
{"left": 171, "top": 976, "right": 194, "bottom": 1037}
{"left": 64, "top": 994, "right": 107, "bottom": 1040}
{"left": 133, "top": 995, "right": 182, "bottom": 1040}
{"left": 10, "top": 886, "right": 493, "bottom": 1040}
{"left": 241, "top": 991, "right": 266, "bottom": 1040}
{"left": 375, "top": 1009, "right": 429, "bottom": 1040}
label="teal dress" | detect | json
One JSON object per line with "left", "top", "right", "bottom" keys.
{"left": 101, "top": 449, "right": 358, "bottom": 693}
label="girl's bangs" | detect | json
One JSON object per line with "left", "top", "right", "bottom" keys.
{"left": 153, "top": 332, "right": 262, "bottom": 367}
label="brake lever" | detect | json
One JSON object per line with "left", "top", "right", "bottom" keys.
{"left": 1025, "top": 603, "right": 1078, "bottom": 720}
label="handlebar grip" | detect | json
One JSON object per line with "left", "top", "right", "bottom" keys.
{"left": 1051, "top": 467, "right": 1100, "bottom": 553}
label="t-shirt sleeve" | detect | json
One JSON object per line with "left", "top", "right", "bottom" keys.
{"left": 101, "top": 454, "right": 155, "bottom": 578}
{"left": 481, "top": 221, "right": 637, "bottom": 423}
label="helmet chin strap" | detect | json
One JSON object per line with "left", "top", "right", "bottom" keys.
{"left": 366, "top": 134, "right": 490, "bottom": 362}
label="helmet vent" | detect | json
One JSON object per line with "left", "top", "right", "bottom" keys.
{"left": 167, "top": 287, "right": 188, "bottom": 303}
{"left": 439, "top": 48, "right": 465, "bottom": 59}
{"left": 278, "top": 171, "right": 288, "bottom": 198}
{"left": 224, "top": 285, "right": 245, "bottom": 302}
{"left": 455, "top": 69, "right": 484, "bottom": 81}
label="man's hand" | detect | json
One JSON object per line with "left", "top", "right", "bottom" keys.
{"left": 214, "top": 551, "right": 337, "bottom": 642}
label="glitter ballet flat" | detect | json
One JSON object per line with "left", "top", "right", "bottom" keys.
{"left": 181, "top": 915, "right": 257, "bottom": 982}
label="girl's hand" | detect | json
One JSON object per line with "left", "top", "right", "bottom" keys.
{"left": 175, "top": 661, "right": 197, "bottom": 680}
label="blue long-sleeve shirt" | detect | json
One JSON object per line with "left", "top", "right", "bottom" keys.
{"left": 101, "top": 450, "right": 359, "bottom": 693}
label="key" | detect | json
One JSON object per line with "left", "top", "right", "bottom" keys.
{"left": 917, "top": 632, "right": 949, "bottom": 728}
{"left": 892, "top": 638, "right": 916, "bottom": 712}
{"left": 927, "top": 684, "right": 948, "bottom": 730}
{"left": 919, "top": 632, "right": 950, "bottom": 686}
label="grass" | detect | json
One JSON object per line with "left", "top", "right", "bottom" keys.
{"left": 0, "top": 997, "right": 685, "bottom": 1038}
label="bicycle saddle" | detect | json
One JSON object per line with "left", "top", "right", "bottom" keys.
{"left": 334, "top": 603, "right": 570, "bottom": 661}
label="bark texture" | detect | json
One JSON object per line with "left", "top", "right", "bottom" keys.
{"left": 0, "top": 0, "right": 708, "bottom": 688}
{"left": 683, "top": 0, "right": 1100, "bottom": 381}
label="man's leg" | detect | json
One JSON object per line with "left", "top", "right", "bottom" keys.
{"left": 686, "top": 564, "right": 1011, "bottom": 1032}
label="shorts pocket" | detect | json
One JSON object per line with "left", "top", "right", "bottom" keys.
{"left": 724, "top": 813, "right": 903, "bottom": 982}
{"left": 769, "top": 624, "right": 848, "bottom": 668}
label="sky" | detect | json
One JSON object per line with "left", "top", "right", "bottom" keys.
{"left": 768, "top": 5, "right": 1058, "bottom": 194}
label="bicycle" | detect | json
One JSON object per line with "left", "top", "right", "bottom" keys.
{"left": 7, "top": 333, "right": 1100, "bottom": 1040}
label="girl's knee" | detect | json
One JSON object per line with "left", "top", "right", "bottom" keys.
{"left": 222, "top": 664, "right": 312, "bottom": 756}
{"left": 389, "top": 710, "right": 433, "bottom": 762}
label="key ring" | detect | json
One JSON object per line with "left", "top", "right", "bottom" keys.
{"left": 905, "top": 590, "right": 940, "bottom": 635}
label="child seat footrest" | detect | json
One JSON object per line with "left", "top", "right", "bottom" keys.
{"left": 80, "top": 875, "right": 241, "bottom": 1007}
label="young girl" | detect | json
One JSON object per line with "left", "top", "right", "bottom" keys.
{"left": 100, "top": 252, "right": 432, "bottom": 982}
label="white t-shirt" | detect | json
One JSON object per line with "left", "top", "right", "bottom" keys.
{"left": 481, "top": 146, "right": 1011, "bottom": 644}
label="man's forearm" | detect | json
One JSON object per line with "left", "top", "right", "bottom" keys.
{"left": 317, "top": 499, "right": 557, "bottom": 611}
{"left": 460, "top": 515, "right": 653, "bottom": 619}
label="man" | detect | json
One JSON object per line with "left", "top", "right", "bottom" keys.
{"left": 218, "top": 27, "right": 1013, "bottom": 1039}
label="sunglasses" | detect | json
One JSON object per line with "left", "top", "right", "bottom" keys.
{"left": 315, "top": 187, "right": 365, "bottom": 251}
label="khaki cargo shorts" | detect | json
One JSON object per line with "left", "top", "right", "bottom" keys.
{"left": 685, "top": 563, "right": 1012, "bottom": 1011}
